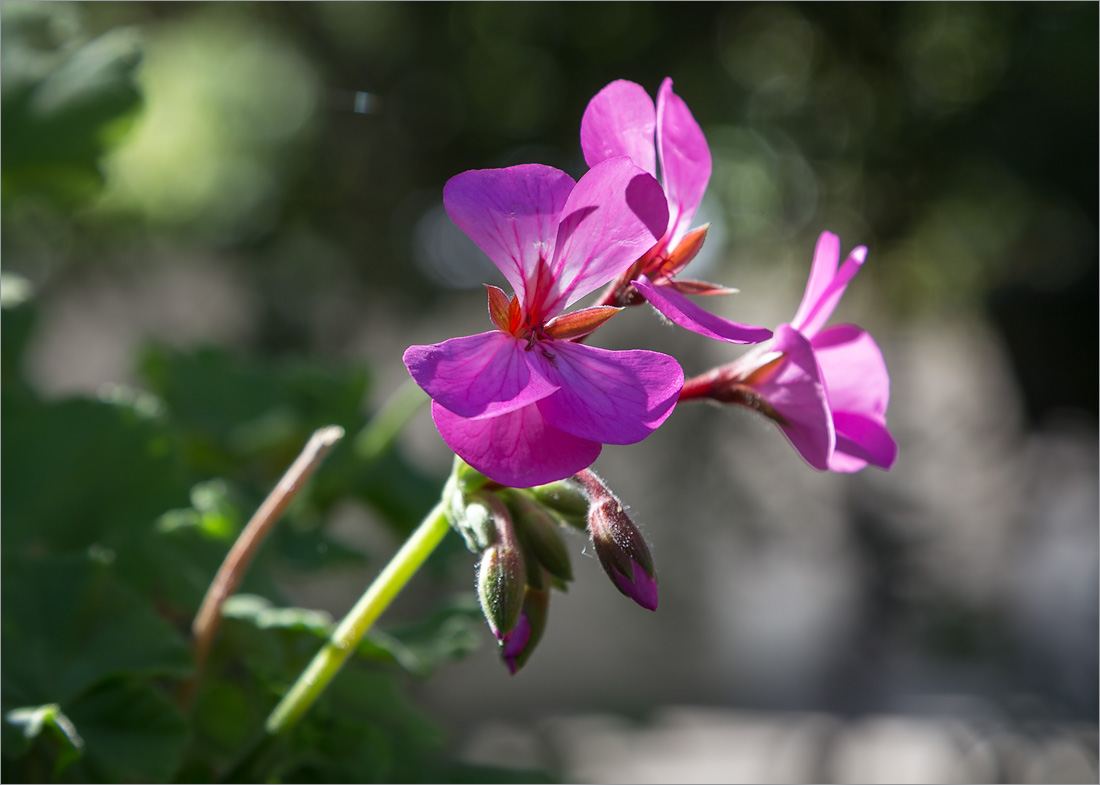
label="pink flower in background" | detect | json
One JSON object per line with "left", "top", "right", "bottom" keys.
{"left": 581, "top": 78, "right": 770, "bottom": 344}
{"left": 671, "top": 232, "right": 898, "bottom": 472}
{"left": 403, "top": 160, "right": 683, "bottom": 488}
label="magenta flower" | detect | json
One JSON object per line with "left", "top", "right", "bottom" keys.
{"left": 581, "top": 78, "right": 771, "bottom": 343}
{"left": 655, "top": 232, "right": 897, "bottom": 472}
{"left": 403, "top": 160, "right": 684, "bottom": 488}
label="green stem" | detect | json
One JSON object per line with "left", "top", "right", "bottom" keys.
{"left": 263, "top": 500, "right": 451, "bottom": 736}
{"left": 354, "top": 380, "right": 429, "bottom": 462}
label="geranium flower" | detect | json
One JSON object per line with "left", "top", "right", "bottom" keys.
{"left": 581, "top": 78, "right": 771, "bottom": 344}
{"left": 649, "top": 232, "right": 897, "bottom": 472}
{"left": 403, "top": 159, "right": 684, "bottom": 488}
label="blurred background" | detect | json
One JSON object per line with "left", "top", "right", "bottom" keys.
{"left": 2, "top": 2, "right": 1096, "bottom": 782}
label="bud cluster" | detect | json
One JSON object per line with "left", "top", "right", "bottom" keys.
{"left": 444, "top": 458, "right": 660, "bottom": 673}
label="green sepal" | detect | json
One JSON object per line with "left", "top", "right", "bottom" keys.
{"left": 528, "top": 480, "right": 589, "bottom": 529}
{"left": 505, "top": 491, "right": 573, "bottom": 582}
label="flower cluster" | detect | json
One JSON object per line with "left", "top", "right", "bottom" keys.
{"left": 445, "top": 459, "right": 659, "bottom": 673}
{"left": 404, "top": 77, "right": 898, "bottom": 671}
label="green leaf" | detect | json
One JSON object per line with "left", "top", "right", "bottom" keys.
{"left": 1, "top": 553, "right": 192, "bottom": 707}
{"left": 0, "top": 394, "right": 188, "bottom": 558}
{"left": 63, "top": 679, "right": 188, "bottom": 783}
{"left": 138, "top": 345, "right": 368, "bottom": 459}
{"left": 1, "top": 3, "right": 144, "bottom": 205}
{"left": 3, "top": 703, "right": 84, "bottom": 779}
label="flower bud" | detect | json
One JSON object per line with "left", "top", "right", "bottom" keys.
{"left": 455, "top": 457, "right": 491, "bottom": 494}
{"left": 475, "top": 497, "right": 525, "bottom": 637}
{"left": 528, "top": 480, "right": 590, "bottom": 530}
{"left": 505, "top": 491, "right": 573, "bottom": 583}
{"left": 450, "top": 500, "right": 494, "bottom": 553}
{"left": 588, "top": 498, "right": 658, "bottom": 610}
{"left": 499, "top": 583, "right": 549, "bottom": 675}
{"left": 575, "top": 471, "right": 658, "bottom": 611}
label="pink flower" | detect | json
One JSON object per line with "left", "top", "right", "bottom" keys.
{"left": 403, "top": 160, "right": 684, "bottom": 488}
{"left": 659, "top": 232, "right": 897, "bottom": 472}
{"left": 581, "top": 78, "right": 771, "bottom": 344}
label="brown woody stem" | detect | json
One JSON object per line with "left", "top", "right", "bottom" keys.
{"left": 186, "top": 425, "right": 345, "bottom": 702}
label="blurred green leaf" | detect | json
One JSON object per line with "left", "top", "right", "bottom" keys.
{"left": 270, "top": 665, "right": 447, "bottom": 784}
{"left": 0, "top": 393, "right": 188, "bottom": 557}
{"left": 63, "top": 678, "right": 188, "bottom": 783}
{"left": 1, "top": 2, "right": 143, "bottom": 205}
{"left": 3, "top": 703, "right": 84, "bottom": 779}
{"left": 137, "top": 344, "right": 369, "bottom": 479}
{"left": 358, "top": 594, "right": 483, "bottom": 678}
{"left": 1, "top": 553, "right": 192, "bottom": 707}
{"left": 0, "top": 293, "right": 36, "bottom": 402}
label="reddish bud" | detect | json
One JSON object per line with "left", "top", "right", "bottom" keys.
{"left": 573, "top": 470, "right": 658, "bottom": 611}
{"left": 657, "top": 223, "right": 709, "bottom": 277}
{"left": 486, "top": 285, "right": 512, "bottom": 333}
{"left": 543, "top": 306, "right": 622, "bottom": 341}
{"left": 669, "top": 279, "right": 740, "bottom": 297}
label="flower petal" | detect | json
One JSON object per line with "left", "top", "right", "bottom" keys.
{"left": 830, "top": 412, "right": 898, "bottom": 472}
{"left": 656, "top": 78, "right": 711, "bottom": 249}
{"left": 580, "top": 79, "right": 657, "bottom": 177}
{"left": 546, "top": 157, "right": 669, "bottom": 312}
{"left": 811, "top": 324, "right": 890, "bottom": 417}
{"left": 791, "top": 232, "right": 867, "bottom": 338}
{"left": 443, "top": 165, "right": 575, "bottom": 304}
{"left": 635, "top": 274, "right": 772, "bottom": 344}
{"left": 403, "top": 332, "right": 558, "bottom": 419}
{"left": 532, "top": 341, "right": 683, "bottom": 445}
{"left": 740, "top": 324, "right": 834, "bottom": 470}
{"left": 790, "top": 231, "right": 838, "bottom": 331}
{"left": 432, "top": 401, "right": 601, "bottom": 488}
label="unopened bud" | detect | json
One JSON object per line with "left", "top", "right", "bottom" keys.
{"left": 505, "top": 491, "right": 573, "bottom": 582}
{"left": 455, "top": 457, "right": 491, "bottom": 494}
{"left": 528, "top": 480, "right": 590, "bottom": 529}
{"left": 575, "top": 471, "right": 658, "bottom": 611}
{"left": 499, "top": 583, "right": 549, "bottom": 675}
{"left": 454, "top": 501, "right": 495, "bottom": 553}
{"left": 475, "top": 496, "right": 525, "bottom": 637}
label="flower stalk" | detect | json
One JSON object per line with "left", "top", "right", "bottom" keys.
{"left": 187, "top": 425, "right": 345, "bottom": 705}
{"left": 263, "top": 498, "right": 451, "bottom": 736}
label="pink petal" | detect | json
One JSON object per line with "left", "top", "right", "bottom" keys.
{"left": 531, "top": 341, "right": 683, "bottom": 445}
{"left": 634, "top": 274, "right": 772, "bottom": 344}
{"left": 830, "top": 412, "right": 898, "bottom": 472}
{"left": 443, "top": 165, "right": 575, "bottom": 304}
{"left": 739, "top": 324, "right": 834, "bottom": 470}
{"left": 431, "top": 401, "right": 601, "bottom": 488}
{"left": 655, "top": 78, "right": 711, "bottom": 249}
{"left": 403, "top": 332, "right": 558, "bottom": 419}
{"left": 790, "top": 232, "right": 839, "bottom": 332}
{"left": 545, "top": 157, "right": 668, "bottom": 313}
{"left": 580, "top": 80, "right": 657, "bottom": 177}
{"left": 791, "top": 232, "right": 867, "bottom": 338}
{"left": 811, "top": 324, "right": 890, "bottom": 417}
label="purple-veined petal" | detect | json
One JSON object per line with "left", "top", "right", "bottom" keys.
{"left": 635, "top": 274, "right": 772, "bottom": 344}
{"left": 580, "top": 80, "right": 657, "bottom": 177}
{"left": 431, "top": 401, "right": 601, "bottom": 488}
{"left": 544, "top": 157, "right": 668, "bottom": 313}
{"left": 831, "top": 412, "right": 898, "bottom": 472}
{"left": 656, "top": 78, "right": 711, "bottom": 249}
{"left": 403, "top": 332, "right": 558, "bottom": 419}
{"left": 739, "top": 324, "right": 834, "bottom": 470}
{"left": 812, "top": 324, "right": 890, "bottom": 417}
{"left": 532, "top": 341, "right": 683, "bottom": 445}
{"left": 790, "top": 232, "right": 867, "bottom": 338}
{"left": 443, "top": 165, "right": 575, "bottom": 304}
